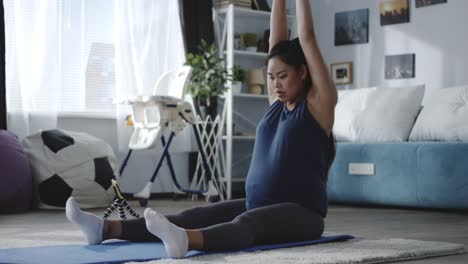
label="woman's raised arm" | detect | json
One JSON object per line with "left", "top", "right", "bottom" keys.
{"left": 296, "top": 0, "right": 337, "bottom": 135}
{"left": 267, "top": 0, "right": 289, "bottom": 104}
{"left": 269, "top": 0, "right": 289, "bottom": 52}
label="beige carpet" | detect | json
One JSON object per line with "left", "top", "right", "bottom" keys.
{"left": 127, "top": 236, "right": 465, "bottom": 264}
{"left": 0, "top": 228, "right": 464, "bottom": 263}
{"left": 1, "top": 201, "right": 466, "bottom": 263}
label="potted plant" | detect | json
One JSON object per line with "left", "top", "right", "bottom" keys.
{"left": 185, "top": 40, "right": 231, "bottom": 119}
{"left": 231, "top": 65, "right": 246, "bottom": 94}
{"left": 243, "top": 32, "right": 258, "bottom": 52}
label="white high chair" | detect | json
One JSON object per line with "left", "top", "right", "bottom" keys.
{"left": 119, "top": 66, "right": 221, "bottom": 206}
{"left": 126, "top": 66, "right": 194, "bottom": 149}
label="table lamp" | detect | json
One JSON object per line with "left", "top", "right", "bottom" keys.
{"left": 248, "top": 68, "right": 265, "bottom": 95}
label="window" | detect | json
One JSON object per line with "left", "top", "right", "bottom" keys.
{"left": 5, "top": 0, "right": 116, "bottom": 115}
{"left": 61, "top": 0, "right": 116, "bottom": 114}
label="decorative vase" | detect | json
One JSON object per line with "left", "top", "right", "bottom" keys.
{"left": 232, "top": 82, "right": 242, "bottom": 94}
{"left": 247, "top": 68, "right": 265, "bottom": 95}
{"left": 249, "top": 84, "right": 263, "bottom": 95}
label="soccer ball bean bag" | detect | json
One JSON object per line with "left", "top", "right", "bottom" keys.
{"left": 0, "top": 130, "right": 33, "bottom": 213}
{"left": 22, "top": 129, "right": 118, "bottom": 209}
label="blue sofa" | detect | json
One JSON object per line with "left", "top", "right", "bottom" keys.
{"left": 327, "top": 142, "right": 468, "bottom": 210}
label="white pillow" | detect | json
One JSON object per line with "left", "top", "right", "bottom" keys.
{"left": 333, "top": 87, "right": 377, "bottom": 141}
{"left": 334, "top": 84, "right": 425, "bottom": 142}
{"left": 409, "top": 85, "right": 468, "bottom": 141}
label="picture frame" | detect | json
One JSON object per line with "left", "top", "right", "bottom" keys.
{"left": 335, "top": 9, "right": 369, "bottom": 46}
{"left": 385, "top": 53, "right": 415, "bottom": 79}
{"left": 330, "top": 62, "right": 353, "bottom": 85}
{"left": 415, "top": 0, "right": 447, "bottom": 8}
{"left": 380, "top": 0, "right": 410, "bottom": 26}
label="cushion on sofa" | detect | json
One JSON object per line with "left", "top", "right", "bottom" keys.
{"left": 409, "top": 84, "right": 468, "bottom": 141}
{"left": 333, "top": 84, "right": 425, "bottom": 142}
{"left": 0, "top": 130, "right": 33, "bottom": 213}
{"left": 333, "top": 87, "right": 377, "bottom": 141}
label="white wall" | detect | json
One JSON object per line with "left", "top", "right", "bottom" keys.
{"left": 310, "top": 0, "right": 468, "bottom": 102}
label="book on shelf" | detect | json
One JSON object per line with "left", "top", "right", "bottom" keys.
{"left": 216, "top": 0, "right": 251, "bottom": 4}
{"left": 252, "top": 0, "right": 271, "bottom": 12}
{"left": 216, "top": 0, "right": 272, "bottom": 12}
{"left": 216, "top": 0, "right": 252, "bottom": 9}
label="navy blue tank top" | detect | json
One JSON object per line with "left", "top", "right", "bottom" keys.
{"left": 245, "top": 97, "right": 330, "bottom": 217}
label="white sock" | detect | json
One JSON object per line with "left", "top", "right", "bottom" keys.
{"left": 144, "top": 208, "right": 188, "bottom": 258}
{"left": 65, "top": 197, "right": 104, "bottom": 245}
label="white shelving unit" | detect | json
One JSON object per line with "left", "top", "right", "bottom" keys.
{"left": 224, "top": 50, "right": 268, "bottom": 58}
{"left": 222, "top": 135, "right": 256, "bottom": 140}
{"left": 234, "top": 93, "right": 268, "bottom": 99}
{"left": 213, "top": 5, "right": 294, "bottom": 199}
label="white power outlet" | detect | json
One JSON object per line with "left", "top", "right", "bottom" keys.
{"left": 349, "top": 163, "right": 375, "bottom": 175}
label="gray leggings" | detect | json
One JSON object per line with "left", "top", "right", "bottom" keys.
{"left": 121, "top": 199, "right": 324, "bottom": 252}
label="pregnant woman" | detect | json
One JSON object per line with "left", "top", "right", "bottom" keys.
{"left": 66, "top": 0, "right": 338, "bottom": 258}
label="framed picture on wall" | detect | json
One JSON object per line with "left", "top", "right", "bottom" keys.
{"left": 331, "top": 62, "right": 353, "bottom": 85}
{"left": 335, "top": 9, "right": 369, "bottom": 46}
{"left": 385, "top": 54, "right": 415, "bottom": 79}
{"left": 416, "top": 0, "right": 447, "bottom": 8}
{"left": 380, "top": 0, "right": 410, "bottom": 26}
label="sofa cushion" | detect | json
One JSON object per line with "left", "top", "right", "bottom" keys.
{"left": 333, "top": 87, "right": 377, "bottom": 141}
{"left": 334, "top": 85, "right": 425, "bottom": 142}
{"left": 409, "top": 85, "right": 468, "bottom": 141}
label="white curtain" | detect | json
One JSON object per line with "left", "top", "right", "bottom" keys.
{"left": 5, "top": 0, "right": 61, "bottom": 139}
{"left": 114, "top": 0, "right": 186, "bottom": 151}
{"left": 5, "top": 0, "right": 187, "bottom": 150}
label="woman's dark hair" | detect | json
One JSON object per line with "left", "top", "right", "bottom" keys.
{"left": 266, "top": 37, "right": 312, "bottom": 94}
{"left": 267, "top": 38, "right": 336, "bottom": 179}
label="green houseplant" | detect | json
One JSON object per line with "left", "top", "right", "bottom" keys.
{"left": 243, "top": 32, "right": 258, "bottom": 51}
{"left": 231, "top": 64, "right": 246, "bottom": 94}
{"left": 232, "top": 64, "right": 246, "bottom": 83}
{"left": 185, "top": 40, "right": 230, "bottom": 119}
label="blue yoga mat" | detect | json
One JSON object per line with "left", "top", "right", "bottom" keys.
{"left": 0, "top": 235, "right": 354, "bottom": 264}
